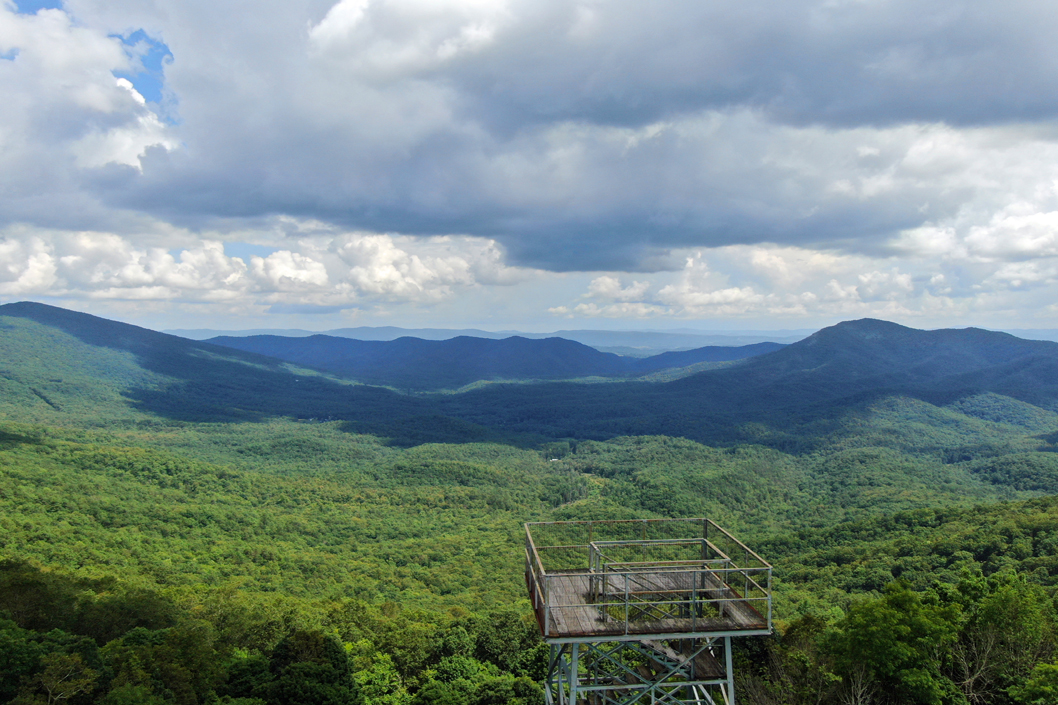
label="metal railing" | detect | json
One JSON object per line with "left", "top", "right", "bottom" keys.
{"left": 525, "top": 519, "right": 772, "bottom": 639}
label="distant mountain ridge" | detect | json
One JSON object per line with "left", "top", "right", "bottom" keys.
{"left": 170, "top": 325, "right": 811, "bottom": 354}
{"left": 3, "top": 302, "right": 1058, "bottom": 449}
{"left": 206, "top": 333, "right": 785, "bottom": 390}
{"left": 421, "top": 318, "right": 1058, "bottom": 444}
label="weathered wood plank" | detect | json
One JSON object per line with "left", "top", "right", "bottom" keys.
{"left": 539, "top": 567, "right": 765, "bottom": 637}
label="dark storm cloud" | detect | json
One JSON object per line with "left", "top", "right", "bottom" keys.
{"left": 336, "top": 0, "right": 1058, "bottom": 129}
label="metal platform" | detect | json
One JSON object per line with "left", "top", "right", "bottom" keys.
{"left": 525, "top": 519, "right": 772, "bottom": 642}
{"left": 524, "top": 519, "right": 772, "bottom": 705}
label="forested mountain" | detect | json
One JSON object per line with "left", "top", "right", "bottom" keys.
{"left": 0, "top": 301, "right": 425, "bottom": 425}
{"left": 171, "top": 324, "right": 810, "bottom": 354}
{"left": 3, "top": 302, "right": 1058, "bottom": 704}
{"left": 3, "top": 301, "right": 1058, "bottom": 447}
{"left": 204, "top": 333, "right": 784, "bottom": 390}
{"left": 673, "top": 318, "right": 1058, "bottom": 410}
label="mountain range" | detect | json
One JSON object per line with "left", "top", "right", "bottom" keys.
{"left": 2, "top": 301, "right": 1058, "bottom": 449}
{"left": 168, "top": 325, "right": 813, "bottom": 355}
{"left": 205, "top": 333, "right": 785, "bottom": 390}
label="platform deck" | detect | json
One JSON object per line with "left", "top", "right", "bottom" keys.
{"left": 537, "top": 571, "right": 767, "bottom": 639}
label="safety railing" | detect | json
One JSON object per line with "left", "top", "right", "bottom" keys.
{"left": 526, "top": 519, "right": 772, "bottom": 639}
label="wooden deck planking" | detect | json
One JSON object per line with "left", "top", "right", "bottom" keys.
{"left": 536, "top": 570, "right": 767, "bottom": 638}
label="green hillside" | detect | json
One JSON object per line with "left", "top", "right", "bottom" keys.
{"left": 4, "top": 418, "right": 1058, "bottom": 704}
{"left": 3, "top": 303, "right": 1058, "bottom": 704}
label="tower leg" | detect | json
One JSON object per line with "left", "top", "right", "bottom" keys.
{"left": 725, "top": 637, "right": 735, "bottom": 705}
{"left": 546, "top": 638, "right": 737, "bottom": 705}
{"left": 570, "top": 643, "right": 579, "bottom": 705}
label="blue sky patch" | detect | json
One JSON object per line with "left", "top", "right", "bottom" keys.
{"left": 13, "top": 0, "right": 61, "bottom": 14}
{"left": 113, "top": 30, "right": 173, "bottom": 107}
{"left": 1, "top": 48, "right": 19, "bottom": 61}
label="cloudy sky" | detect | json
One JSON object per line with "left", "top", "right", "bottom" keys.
{"left": 3, "top": 0, "right": 1058, "bottom": 332}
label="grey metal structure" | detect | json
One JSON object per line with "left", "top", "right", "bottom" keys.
{"left": 525, "top": 519, "right": 772, "bottom": 705}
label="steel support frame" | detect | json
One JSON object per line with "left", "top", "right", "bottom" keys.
{"left": 545, "top": 636, "right": 736, "bottom": 705}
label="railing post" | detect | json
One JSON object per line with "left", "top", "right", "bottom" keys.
{"left": 767, "top": 567, "right": 773, "bottom": 629}
{"left": 624, "top": 573, "right": 630, "bottom": 635}
{"left": 691, "top": 567, "right": 698, "bottom": 632}
{"left": 544, "top": 575, "right": 550, "bottom": 636}
{"left": 744, "top": 548, "right": 750, "bottom": 597}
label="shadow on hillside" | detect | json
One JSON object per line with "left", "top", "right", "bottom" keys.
{"left": 17, "top": 311, "right": 550, "bottom": 450}
{"left": 0, "top": 428, "right": 45, "bottom": 450}
{"left": 1035, "top": 431, "right": 1058, "bottom": 452}
{"left": 339, "top": 415, "right": 547, "bottom": 449}
{"left": 0, "top": 302, "right": 450, "bottom": 434}
{"left": 121, "top": 367, "right": 423, "bottom": 425}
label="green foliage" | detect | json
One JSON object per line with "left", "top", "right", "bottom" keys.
{"left": 0, "top": 620, "right": 44, "bottom": 703}
{"left": 349, "top": 642, "right": 408, "bottom": 705}
{"left": 970, "top": 453, "right": 1058, "bottom": 492}
{"left": 7, "top": 306, "right": 1058, "bottom": 705}
{"left": 16, "top": 652, "right": 99, "bottom": 705}
{"left": 939, "top": 572, "right": 1053, "bottom": 703}
{"left": 262, "top": 630, "right": 360, "bottom": 705}
{"left": 828, "top": 583, "right": 958, "bottom": 704}
{"left": 0, "top": 561, "right": 551, "bottom": 705}
{"left": 1010, "top": 661, "right": 1058, "bottom": 704}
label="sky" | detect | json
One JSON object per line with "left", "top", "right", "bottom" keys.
{"left": 3, "top": 0, "right": 1058, "bottom": 333}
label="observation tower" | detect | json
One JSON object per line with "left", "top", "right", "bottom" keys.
{"left": 524, "top": 519, "right": 772, "bottom": 705}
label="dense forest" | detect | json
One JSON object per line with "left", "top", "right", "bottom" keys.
{"left": 3, "top": 303, "right": 1058, "bottom": 704}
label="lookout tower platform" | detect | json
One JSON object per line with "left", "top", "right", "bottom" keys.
{"left": 524, "top": 519, "right": 772, "bottom": 705}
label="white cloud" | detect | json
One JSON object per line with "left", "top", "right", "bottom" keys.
{"left": 52, "top": 235, "right": 247, "bottom": 297}
{"left": 9, "top": 0, "right": 1058, "bottom": 328}
{"left": 333, "top": 233, "right": 471, "bottom": 300}
{"left": 308, "top": 0, "right": 509, "bottom": 73}
{"left": 0, "top": 224, "right": 533, "bottom": 311}
{"left": 964, "top": 210, "right": 1058, "bottom": 260}
{"left": 0, "top": 237, "right": 57, "bottom": 295}
{"left": 857, "top": 269, "right": 914, "bottom": 301}
{"left": 0, "top": 3, "right": 173, "bottom": 231}
{"left": 587, "top": 275, "right": 649, "bottom": 302}
{"left": 72, "top": 79, "right": 175, "bottom": 169}
{"left": 546, "top": 240, "right": 1058, "bottom": 324}
{"left": 823, "top": 279, "right": 859, "bottom": 303}
{"left": 570, "top": 302, "right": 668, "bottom": 318}
{"left": 0, "top": 7, "right": 130, "bottom": 112}
{"left": 987, "top": 261, "right": 1058, "bottom": 288}
{"left": 250, "top": 251, "right": 330, "bottom": 291}
{"left": 308, "top": 0, "right": 371, "bottom": 47}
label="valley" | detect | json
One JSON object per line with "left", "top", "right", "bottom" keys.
{"left": 1, "top": 302, "right": 1057, "bottom": 704}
